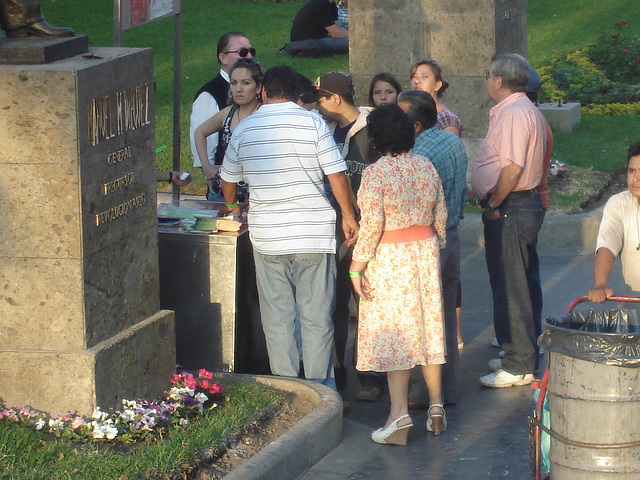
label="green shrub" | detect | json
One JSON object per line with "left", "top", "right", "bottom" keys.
{"left": 587, "top": 20, "right": 640, "bottom": 84}
{"left": 541, "top": 50, "right": 640, "bottom": 105}
{"left": 582, "top": 102, "right": 640, "bottom": 116}
{"left": 538, "top": 20, "right": 640, "bottom": 111}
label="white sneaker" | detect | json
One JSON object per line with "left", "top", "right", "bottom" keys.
{"left": 488, "top": 358, "right": 502, "bottom": 371}
{"left": 490, "top": 337, "right": 500, "bottom": 348}
{"left": 499, "top": 349, "right": 544, "bottom": 358}
{"left": 479, "top": 369, "right": 534, "bottom": 388}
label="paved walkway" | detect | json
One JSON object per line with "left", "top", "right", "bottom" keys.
{"left": 300, "top": 244, "right": 624, "bottom": 480}
{"left": 157, "top": 193, "right": 623, "bottom": 478}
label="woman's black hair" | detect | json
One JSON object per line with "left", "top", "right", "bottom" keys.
{"left": 368, "top": 72, "right": 403, "bottom": 107}
{"left": 367, "top": 104, "right": 415, "bottom": 156}
{"left": 228, "top": 58, "right": 265, "bottom": 105}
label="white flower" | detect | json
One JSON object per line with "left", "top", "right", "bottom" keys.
{"left": 119, "top": 409, "right": 136, "bottom": 422}
{"left": 35, "top": 418, "right": 45, "bottom": 430}
{"left": 91, "top": 420, "right": 105, "bottom": 438}
{"left": 194, "top": 392, "right": 208, "bottom": 404}
{"left": 48, "top": 418, "right": 64, "bottom": 431}
{"left": 104, "top": 424, "right": 119, "bottom": 439}
{"left": 92, "top": 407, "right": 107, "bottom": 421}
{"left": 178, "top": 418, "right": 189, "bottom": 426}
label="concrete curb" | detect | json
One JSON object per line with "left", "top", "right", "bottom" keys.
{"left": 222, "top": 374, "right": 343, "bottom": 480}
{"left": 458, "top": 207, "right": 604, "bottom": 250}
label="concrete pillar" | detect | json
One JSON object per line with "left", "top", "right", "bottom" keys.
{"left": 350, "top": 0, "right": 527, "bottom": 139}
{"left": 0, "top": 45, "right": 175, "bottom": 416}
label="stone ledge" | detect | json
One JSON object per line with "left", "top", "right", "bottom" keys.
{"left": 459, "top": 207, "right": 603, "bottom": 250}
{"left": 222, "top": 374, "right": 342, "bottom": 480}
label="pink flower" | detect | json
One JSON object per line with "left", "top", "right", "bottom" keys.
{"left": 199, "top": 380, "right": 210, "bottom": 390}
{"left": 621, "top": 20, "right": 627, "bottom": 25}
{"left": 198, "top": 369, "right": 214, "bottom": 380}
{"left": 170, "top": 374, "right": 182, "bottom": 384}
{"left": 614, "top": 22, "right": 620, "bottom": 25}
{"left": 208, "top": 383, "right": 223, "bottom": 395}
{"left": 71, "top": 417, "right": 85, "bottom": 429}
{"left": 637, "top": 57, "right": 640, "bottom": 62}
{"left": 622, "top": 49, "right": 629, "bottom": 54}
{"left": 183, "top": 374, "right": 197, "bottom": 389}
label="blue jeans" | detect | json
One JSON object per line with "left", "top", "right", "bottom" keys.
{"left": 283, "top": 37, "right": 349, "bottom": 57}
{"left": 252, "top": 250, "right": 336, "bottom": 389}
{"left": 440, "top": 226, "right": 461, "bottom": 402}
{"left": 483, "top": 192, "right": 544, "bottom": 374}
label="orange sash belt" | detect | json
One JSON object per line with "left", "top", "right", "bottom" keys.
{"left": 379, "top": 225, "right": 435, "bottom": 244}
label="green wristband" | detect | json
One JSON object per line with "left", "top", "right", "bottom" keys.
{"left": 348, "top": 271, "right": 361, "bottom": 278}
{"left": 225, "top": 201, "right": 239, "bottom": 209}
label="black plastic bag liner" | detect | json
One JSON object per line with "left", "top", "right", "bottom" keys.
{"left": 539, "top": 303, "right": 640, "bottom": 367}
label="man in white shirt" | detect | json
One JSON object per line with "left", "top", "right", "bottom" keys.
{"left": 189, "top": 31, "right": 254, "bottom": 198}
{"left": 588, "top": 141, "right": 640, "bottom": 301}
{"left": 220, "top": 66, "right": 358, "bottom": 389}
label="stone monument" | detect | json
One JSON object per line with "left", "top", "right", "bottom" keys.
{"left": 0, "top": 37, "right": 176, "bottom": 415}
{"left": 350, "top": 0, "right": 527, "bottom": 141}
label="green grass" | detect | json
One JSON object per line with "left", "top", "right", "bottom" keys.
{"left": 527, "top": 0, "right": 640, "bottom": 68}
{"left": 552, "top": 116, "right": 640, "bottom": 172}
{"left": 0, "top": 382, "right": 284, "bottom": 480}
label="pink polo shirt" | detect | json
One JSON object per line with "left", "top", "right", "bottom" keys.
{"left": 471, "top": 92, "right": 547, "bottom": 200}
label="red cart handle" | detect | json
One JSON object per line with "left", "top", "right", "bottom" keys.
{"left": 564, "top": 295, "right": 640, "bottom": 312}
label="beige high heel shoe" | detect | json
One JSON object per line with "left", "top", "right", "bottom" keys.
{"left": 371, "top": 414, "right": 413, "bottom": 445}
{"left": 426, "top": 403, "right": 447, "bottom": 435}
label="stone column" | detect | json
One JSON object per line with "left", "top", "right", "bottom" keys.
{"left": 0, "top": 46, "right": 175, "bottom": 416}
{"left": 350, "top": 0, "right": 527, "bottom": 140}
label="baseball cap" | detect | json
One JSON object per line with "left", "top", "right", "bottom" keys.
{"left": 527, "top": 66, "right": 541, "bottom": 94}
{"left": 316, "top": 71, "right": 354, "bottom": 99}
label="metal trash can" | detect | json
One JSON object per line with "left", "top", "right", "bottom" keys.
{"left": 539, "top": 297, "right": 640, "bottom": 479}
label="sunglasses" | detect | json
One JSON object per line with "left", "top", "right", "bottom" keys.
{"left": 223, "top": 47, "right": 256, "bottom": 58}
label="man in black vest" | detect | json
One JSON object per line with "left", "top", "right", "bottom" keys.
{"left": 189, "top": 31, "right": 254, "bottom": 200}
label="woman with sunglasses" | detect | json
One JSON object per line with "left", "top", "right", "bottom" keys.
{"left": 194, "top": 58, "right": 264, "bottom": 203}
{"left": 410, "top": 59, "right": 463, "bottom": 138}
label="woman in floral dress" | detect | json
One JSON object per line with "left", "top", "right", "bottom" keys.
{"left": 349, "top": 104, "right": 448, "bottom": 445}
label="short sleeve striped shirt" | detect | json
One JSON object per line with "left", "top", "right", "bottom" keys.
{"left": 221, "top": 102, "right": 347, "bottom": 255}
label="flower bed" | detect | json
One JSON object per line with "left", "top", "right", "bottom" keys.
{"left": 0, "top": 369, "right": 224, "bottom": 444}
{"left": 539, "top": 20, "right": 640, "bottom": 116}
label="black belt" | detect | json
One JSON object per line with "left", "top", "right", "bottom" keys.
{"left": 479, "top": 188, "right": 538, "bottom": 208}
{"left": 505, "top": 188, "right": 538, "bottom": 200}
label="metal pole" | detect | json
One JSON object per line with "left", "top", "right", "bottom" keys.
{"left": 172, "top": 11, "right": 182, "bottom": 203}
{"left": 113, "top": 0, "right": 122, "bottom": 47}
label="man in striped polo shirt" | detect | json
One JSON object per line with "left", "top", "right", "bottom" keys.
{"left": 220, "top": 66, "right": 358, "bottom": 389}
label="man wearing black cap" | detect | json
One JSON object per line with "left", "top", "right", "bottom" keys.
{"left": 316, "top": 71, "right": 382, "bottom": 401}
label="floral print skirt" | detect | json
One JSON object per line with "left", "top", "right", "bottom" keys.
{"left": 355, "top": 237, "right": 445, "bottom": 372}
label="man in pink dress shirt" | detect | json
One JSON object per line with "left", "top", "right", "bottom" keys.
{"left": 471, "top": 53, "right": 549, "bottom": 388}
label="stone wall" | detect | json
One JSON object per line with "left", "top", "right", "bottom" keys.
{"left": 0, "top": 47, "right": 175, "bottom": 415}
{"left": 350, "top": 0, "right": 527, "bottom": 138}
